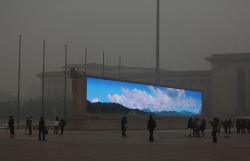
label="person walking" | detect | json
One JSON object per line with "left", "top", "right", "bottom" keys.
{"left": 8, "top": 116, "right": 15, "bottom": 138}
{"left": 210, "top": 118, "right": 219, "bottom": 143}
{"left": 147, "top": 115, "right": 156, "bottom": 142}
{"left": 121, "top": 116, "right": 128, "bottom": 137}
{"left": 38, "top": 117, "right": 46, "bottom": 141}
{"left": 59, "top": 117, "right": 66, "bottom": 135}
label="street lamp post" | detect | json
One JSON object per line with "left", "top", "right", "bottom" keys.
{"left": 64, "top": 44, "right": 67, "bottom": 120}
{"left": 17, "top": 35, "right": 21, "bottom": 129}
{"left": 102, "top": 51, "right": 105, "bottom": 77}
{"left": 156, "top": 0, "right": 160, "bottom": 84}
{"left": 42, "top": 40, "right": 45, "bottom": 117}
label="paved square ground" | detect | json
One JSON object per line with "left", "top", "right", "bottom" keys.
{"left": 1, "top": 129, "right": 250, "bottom": 161}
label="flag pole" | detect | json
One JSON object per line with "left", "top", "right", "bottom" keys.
{"left": 64, "top": 44, "right": 67, "bottom": 120}
{"left": 42, "top": 40, "right": 45, "bottom": 117}
{"left": 17, "top": 35, "right": 21, "bottom": 129}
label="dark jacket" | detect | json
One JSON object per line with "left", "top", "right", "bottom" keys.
{"left": 147, "top": 118, "right": 156, "bottom": 131}
{"left": 187, "top": 118, "right": 193, "bottom": 128}
{"left": 59, "top": 119, "right": 66, "bottom": 127}
{"left": 199, "top": 120, "right": 206, "bottom": 131}
{"left": 121, "top": 117, "right": 128, "bottom": 130}
{"left": 8, "top": 118, "right": 15, "bottom": 129}
{"left": 211, "top": 119, "right": 219, "bottom": 133}
{"left": 241, "top": 120, "right": 246, "bottom": 128}
{"left": 39, "top": 119, "right": 45, "bottom": 131}
{"left": 236, "top": 119, "right": 241, "bottom": 129}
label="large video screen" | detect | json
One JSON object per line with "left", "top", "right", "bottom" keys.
{"left": 87, "top": 77, "right": 202, "bottom": 116}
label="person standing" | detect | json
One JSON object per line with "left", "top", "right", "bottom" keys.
{"left": 223, "top": 119, "right": 229, "bottom": 134}
{"left": 241, "top": 119, "right": 246, "bottom": 134}
{"left": 147, "top": 115, "right": 156, "bottom": 142}
{"left": 59, "top": 117, "right": 66, "bottom": 135}
{"left": 27, "top": 116, "right": 32, "bottom": 135}
{"left": 38, "top": 117, "right": 46, "bottom": 141}
{"left": 236, "top": 119, "right": 241, "bottom": 134}
{"left": 8, "top": 116, "right": 15, "bottom": 138}
{"left": 199, "top": 119, "right": 206, "bottom": 137}
{"left": 228, "top": 118, "right": 233, "bottom": 134}
{"left": 54, "top": 116, "right": 59, "bottom": 135}
{"left": 246, "top": 120, "right": 250, "bottom": 134}
{"left": 187, "top": 117, "right": 193, "bottom": 137}
{"left": 210, "top": 118, "right": 219, "bottom": 143}
{"left": 121, "top": 116, "right": 128, "bottom": 137}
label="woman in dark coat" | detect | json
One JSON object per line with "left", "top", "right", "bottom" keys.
{"left": 8, "top": 116, "right": 15, "bottom": 138}
{"left": 199, "top": 119, "right": 206, "bottom": 137}
{"left": 121, "top": 116, "right": 128, "bottom": 137}
{"left": 236, "top": 119, "right": 241, "bottom": 134}
{"left": 38, "top": 117, "right": 46, "bottom": 141}
{"left": 147, "top": 115, "right": 156, "bottom": 142}
{"left": 210, "top": 118, "right": 219, "bottom": 143}
{"left": 187, "top": 117, "right": 193, "bottom": 137}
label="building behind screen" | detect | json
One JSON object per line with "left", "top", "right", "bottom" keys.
{"left": 36, "top": 53, "right": 250, "bottom": 121}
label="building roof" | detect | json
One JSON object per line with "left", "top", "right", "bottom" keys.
{"left": 37, "top": 63, "right": 211, "bottom": 80}
{"left": 206, "top": 53, "right": 250, "bottom": 64}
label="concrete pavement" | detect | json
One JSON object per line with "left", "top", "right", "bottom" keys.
{"left": 1, "top": 129, "right": 250, "bottom": 161}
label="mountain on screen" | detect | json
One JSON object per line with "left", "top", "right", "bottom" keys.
{"left": 87, "top": 101, "right": 153, "bottom": 115}
{"left": 87, "top": 101, "right": 197, "bottom": 116}
{"left": 154, "top": 110, "right": 196, "bottom": 116}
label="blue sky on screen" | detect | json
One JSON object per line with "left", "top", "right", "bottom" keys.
{"left": 87, "top": 77, "right": 202, "bottom": 114}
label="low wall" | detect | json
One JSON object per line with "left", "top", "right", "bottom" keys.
{"left": 67, "top": 114, "right": 190, "bottom": 130}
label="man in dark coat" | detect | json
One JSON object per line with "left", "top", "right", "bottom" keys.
{"left": 121, "top": 116, "right": 128, "bottom": 137}
{"left": 147, "top": 115, "right": 156, "bottom": 142}
{"left": 247, "top": 120, "right": 250, "bottom": 134}
{"left": 223, "top": 119, "right": 229, "bottom": 134}
{"left": 241, "top": 119, "right": 246, "bottom": 134}
{"left": 38, "top": 117, "right": 46, "bottom": 141}
{"left": 27, "top": 116, "right": 32, "bottom": 135}
{"left": 236, "top": 118, "right": 241, "bottom": 134}
{"left": 8, "top": 116, "right": 15, "bottom": 138}
{"left": 199, "top": 119, "right": 206, "bottom": 137}
{"left": 187, "top": 117, "right": 193, "bottom": 137}
{"left": 210, "top": 118, "right": 219, "bottom": 143}
{"left": 228, "top": 118, "right": 233, "bottom": 134}
{"left": 59, "top": 118, "right": 66, "bottom": 135}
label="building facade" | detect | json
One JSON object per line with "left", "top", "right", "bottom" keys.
{"left": 206, "top": 53, "right": 250, "bottom": 118}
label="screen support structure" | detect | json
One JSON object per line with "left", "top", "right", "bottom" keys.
{"left": 69, "top": 68, "right": 86, "bottom": 115}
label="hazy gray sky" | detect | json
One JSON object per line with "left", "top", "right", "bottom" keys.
{"left": 1, "top": 0, "right": 250, "bottom": 96}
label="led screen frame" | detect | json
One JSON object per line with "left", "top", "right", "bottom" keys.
{"left": 86, "top": 76, "right": 202, "bottom": 116}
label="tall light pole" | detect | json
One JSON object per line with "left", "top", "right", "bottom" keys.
{"left": 64, "top": 44, "right": 67, "bottom": 120}
{"left": 119, "top": 56, "right": 121, "bottom": 80}
{"left": 156, "top": 0, "right": 160, "bottom": 84}
{"left": 85, "top": 48, "right": 87, "bottom": 75}
{"left": 102, "top": 51, "right": 105, "bottom": 77}
{"left": 42, "top": 40, "right": 45, "bottom": 117}
{"left": 17, "top": 35, "right": 21, "bottom": 129}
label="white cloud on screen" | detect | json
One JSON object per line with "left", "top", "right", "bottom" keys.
{"left": 107, "top": 86, "right": 198, "bottom": 112}
{"left": 91, "top": 98, "right": 100, "bottom": 103}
